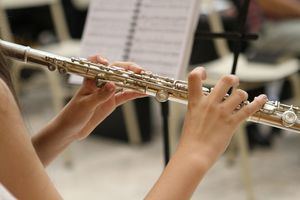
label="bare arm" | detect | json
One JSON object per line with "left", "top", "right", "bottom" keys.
{"left": 256, "top": 0, "right": 300, "bottom": 18}
{"left": 31, "top": 56, "right": 145, "bottom": 166}
{"left": 145, "top": 67, "right": 267, "bottom": 199}
{"left": 0, "top": 79, "right": 62, "bottom": 199}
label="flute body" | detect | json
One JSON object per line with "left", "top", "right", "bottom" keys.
{"left": 0, "top": 39, "right": 299, "bottom": 133}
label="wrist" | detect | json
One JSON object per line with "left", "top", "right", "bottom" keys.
{"left": 32, "top": 114, "right": 77, "bottom": 166}
{"left": 46, "top": 110, "right": 79, "bottom": 143}
{"left": 52, "top": 100, "right": 90, "bottom": 140}
{"left": 48, "top": 116, "right": 78, "bottom": 142}
{"left": 174, "top": 144, "right": 213, "bottom": 174}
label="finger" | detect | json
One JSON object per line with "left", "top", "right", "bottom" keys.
{"left": 110, "top": 61, "right": 143, "bottom": 73}
{"left": 115, "top": 91, "right": 148, "bottom": 106}
{"left": 187, "top": 67, "right": 206, "bottom": 105}
{"left": 221, "top": 89, "right": 248, "bottom": 113}
{"left": 88, "top": 54, "right": 109, "bottom": 65}
{"left": 77, "top": 78, "right": 98, "bottom": 95}
{"left": 85, "top": 82, "right": 116, "bottom": 106}
{"left": 209, "top": 75, "right": 239, "bottom": 102}
{"left": 232, "top": 94, "right": 268, "bottom": 123}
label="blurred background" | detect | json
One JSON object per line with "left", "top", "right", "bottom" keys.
{"left": 0, "top": 0, "right": 299, "bottom": 199}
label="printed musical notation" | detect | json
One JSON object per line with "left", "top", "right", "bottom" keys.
{"left": 71, "top": 0, "right": 199, "bottom": 84}
{"left": 80, "top": 0, "right": 137, "bottom": 61}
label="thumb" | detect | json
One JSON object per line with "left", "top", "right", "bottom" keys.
{"left": 77, "top": 78, "right": 98, "bottom": 95}
{"left": 84, "top": 82, "right": 116, "bottom": 107}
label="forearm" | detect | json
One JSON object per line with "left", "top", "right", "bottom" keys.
{"left": 31, "top": 60, "right": 144, "bottom": 167}
{"left": 145, "top": 148, "right": 210, "bottom": 200}
{"left": 31, "top": 113, "right": 77, "bottom": 167}
{"left": 31, "top": 89, "right": 97, "bottom": 167}
{"left": 257, "top": 0, "right": 300, "bottom": 18}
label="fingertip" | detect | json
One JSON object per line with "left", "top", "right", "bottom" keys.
{"left": 95, "top": 82, "right": 115, "bottom": 100}
{"left": 187, "top": 67, "right": 204, "bottom": 103}
{"left": 87, "top": 54, "right": 109, "bottom": 65}
{"left": 255, "top": 94, "right": 268, "bottom": 104}
{"left": 82, "top": 78, "right": 96, "bottom": 89}
{"left": 134, "top": 66, "right": 143, "bottom": 73}
{"left": 198, "top": 66, "right": 207, "bottom": 80}
{"left": 220, "top": 75, "right": 239, "bottom": 87}
{"left": 259, "top": 94, "right": 268, "bottom": 100}
{"left": 189, "top": 67, "right": 204, "bottom": 79}
{"left": 104, "top": 82, "right": 116, "bottom": 92}
{"left": 87, "top": 55, "right": 97, "bottom": 62}
{"left": 235, "top": 89, "right": 248, "bottom": 100}
{"left": 96, "top": 55, "right": 109, "bottom": 65}
{"left": 109, "top": 61, "right": 142, "bottom": 73}
{"left": 189, "top": 67, "right": 206, "bottom": 80}
{"left": 127, "top": 62, "right": 143, "bottom": 73}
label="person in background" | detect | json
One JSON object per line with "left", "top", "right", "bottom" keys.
{"left": 229, "top": 0, "right": 300, "bottom": 149}
{"left": 0, "top": 49, "right": 267, "bottom": 199}
{"left": 254, "top": 0, "right": 300, "bottom": 144}
{"left": 253, "top": 0, "right": 300, "bottom": 56}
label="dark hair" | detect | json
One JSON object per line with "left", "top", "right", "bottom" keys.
{"left": 0, "top": 48, "right": 16, "bottom": 97}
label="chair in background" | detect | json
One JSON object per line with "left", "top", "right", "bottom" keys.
{"left": 0, "top": 0, "right": 80, "bottom": 113}
{"left": 167, "top": 0, "right": 299, "bottom": 199}
{"left": 0, "top": 0, "right": 82, "bottom": 168}
{"left": 71, "top": 0, "right": 90, "bottom": 10}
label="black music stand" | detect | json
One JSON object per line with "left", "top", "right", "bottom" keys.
{"left": 162, "top": 0, "right": 258, "bottom": 165}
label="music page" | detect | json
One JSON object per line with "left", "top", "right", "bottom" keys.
{"left": 70, "top": 0, "right": 199, "bottom": 84}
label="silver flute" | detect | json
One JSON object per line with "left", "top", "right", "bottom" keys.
{"left": 0, "top": 39, "right": 299, "bottom": 133}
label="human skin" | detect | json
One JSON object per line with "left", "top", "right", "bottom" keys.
{"left": 32, "top": 55, "right": 146, "bottom": 166}
{"left": 256, "top": 0, "right": 300, "bottom": 18}
{"left": 0, "top": 55, "right": 145, "bottom": 199}
{"left": 145, "top": 67, "right": 267, "bottom": 200}
{"left": 0, "top": 57, "right": 267, "bottom": 199}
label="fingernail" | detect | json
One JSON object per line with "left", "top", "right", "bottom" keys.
{"left": 97, "top": 56, "right": 109, "bottom": 65}
{"left": 262, "top": 94, "right": 268, "bottom": 99}
{"left": 258, "top": 94, "right": 268, "bottom": 100}
{"left": 103, "top": 58, "right": 109, "bottom": 64}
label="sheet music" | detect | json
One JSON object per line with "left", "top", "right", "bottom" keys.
{"left": 80, "top": 0, "right": 137, "bottom": 60}
{"left": 129, "top": 0, "right": 199, "bottom": 78}
{"left": 70, "top": 0, "right": 199, "bottom": 84}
